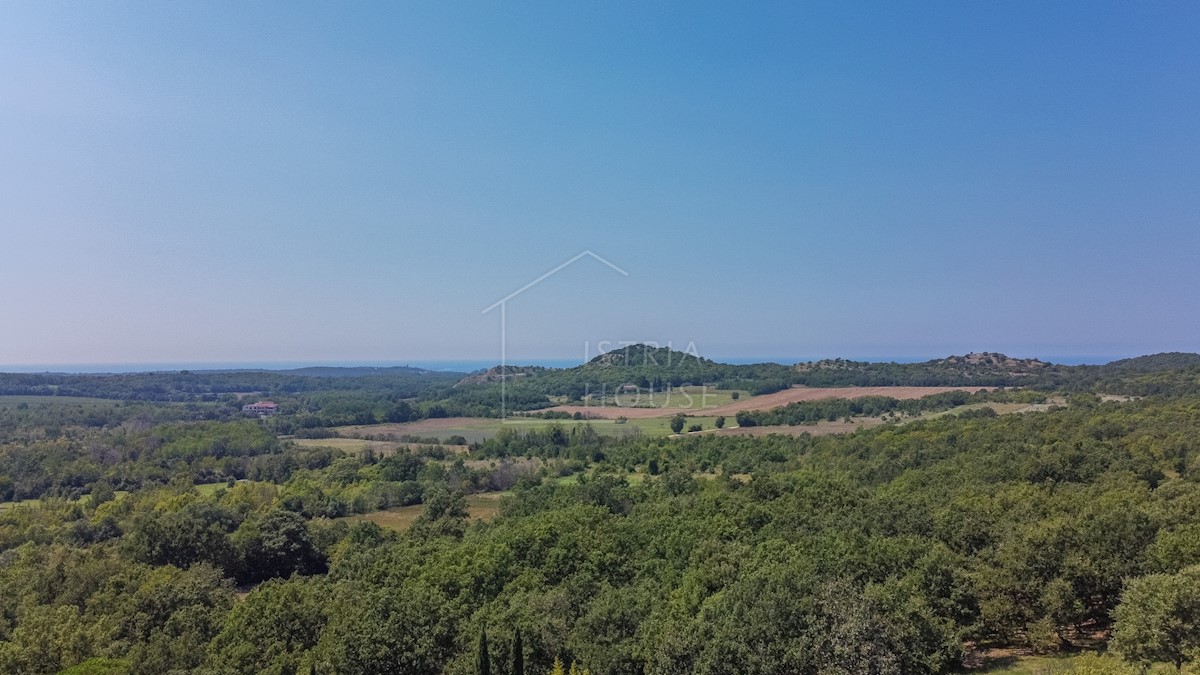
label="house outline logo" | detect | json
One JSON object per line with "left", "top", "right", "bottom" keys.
{"left": 482, "top": 250, "right": 630, "bottom": 419}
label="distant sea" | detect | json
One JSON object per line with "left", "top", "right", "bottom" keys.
{"left": 0, "top": 354, "right": 1125, "bottom": 374}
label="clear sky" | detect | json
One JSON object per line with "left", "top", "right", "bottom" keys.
{"left": 2, "top": 2, "right": 1198, "bottom": 367}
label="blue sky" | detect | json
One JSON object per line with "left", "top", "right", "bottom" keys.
{"left": 2, "top": 2, "right": 1198, "bottom": 367}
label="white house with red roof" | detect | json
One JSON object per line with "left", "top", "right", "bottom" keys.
{"left": 242, "top": 401, "right": 278, "bottom": 417}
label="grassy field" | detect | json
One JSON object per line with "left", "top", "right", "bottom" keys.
{"left": 0, "top": 498, "right": 44, "bottom": 511}
{"left": 969, "top": 653, "right": 1092, "bottom": 674}
{"left": 960, "top": 648, "right": 1185, "bottom": 672}
{"left": 338, "top": 418, "right": 505, "bottom": 444}
{"left": 507, "top": 415, "right": 727, "bottom": 438}
{"left": 0, "top": 395, "right": 117, "bottom": 407}
{"left": 332, "top": 393, "right": 1066, "bottom": 445}
{"left": 290, "top": 437, "right": 403, "bottom": 454}
{"left": 968, "top": 652, "right": 1188, "bottom": 674}
{"left": 334, "top": 404, "right": 1043, "bottom": 445}
{"left": 337, "top": 415, "right": 729, "bottom": 444}
{"left": 338, "top": 492, "right": 508, "bottom": 532}
{"left": 333, "top": 410, "right": 979, "bottom": 446}
{"left": 708, "top": 418, "right": 885, "bottom": 438}
{"left": 195, "top": 482, "right": 234, "bottom": 497}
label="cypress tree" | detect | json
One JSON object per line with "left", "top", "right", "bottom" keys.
{"left": 511, "top": 628, "right": 524, "bottom": 675}
{"left": 477, "top": 625, "right": 490, "bottom": 675}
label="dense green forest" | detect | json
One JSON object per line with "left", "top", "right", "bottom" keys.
{"left": 0, "top": 367, "right": 463, "bottom": 403}
{"left": 4, "top": 353, "right": 1200, "bottom": 673}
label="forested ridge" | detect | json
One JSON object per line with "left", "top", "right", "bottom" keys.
{"left": 0, "top": 368, "right": 462, "bottom": 403}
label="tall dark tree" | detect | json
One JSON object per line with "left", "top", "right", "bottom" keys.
{"left": 511, "top": 628, "right": 524, "bottom": 675}
{"left": 477, "top": 625, "right": 490, "bottom": 675}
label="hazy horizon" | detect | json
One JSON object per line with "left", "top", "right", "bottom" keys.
{"left": 3, "top": 2, "right": 1198, "bottom": 365}
{"left": 0, "top": 351, "right": 1136, "bottom": 375}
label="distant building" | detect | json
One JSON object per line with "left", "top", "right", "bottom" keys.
{"left": 242, "top": 401, "right": 278, "bottom": 417}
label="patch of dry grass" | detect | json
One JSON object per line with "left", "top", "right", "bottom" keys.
{"left": 339, "top": 492, "right": 509, "bottom": 532}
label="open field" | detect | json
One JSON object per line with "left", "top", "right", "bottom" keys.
{"left": 703, "top": 419, "right": 886, "bottom": 438}
{"left": 289, "top": 436, "right": 418, "bottom": 455}
{"left": 0, "top": 395, "right": 117, "bottom": 407}
{"left": 337, "top": 415, "right": 727, "bottom": 443}
{"left": 338, "top": 417, "right": 498, "bottom": 444}
{"left": 547, "top": 385, "right": 990, "bottom": 419}
{"left": 0, "top": 498, "right": 45, "bottom": 511}
{"left": 330, "top": 395, "right": 1060, "bottom": 446}
{"left": 338, "top": 492, "right": 507, "bottom": 532}
{"left": 195, "top": 482, "right": 228, "bottom": 497}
